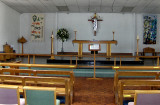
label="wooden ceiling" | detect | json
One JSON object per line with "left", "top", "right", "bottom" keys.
{"left": 0, "top": 0, "right": 160, "bottom": 14}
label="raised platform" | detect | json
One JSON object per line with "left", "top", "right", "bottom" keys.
{"left": 47, "top": 57, "right": 144, "bottom": 66}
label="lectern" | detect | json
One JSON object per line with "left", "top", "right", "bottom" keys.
{"left": 88, "top": 44, "right": 101, "bottom": 79}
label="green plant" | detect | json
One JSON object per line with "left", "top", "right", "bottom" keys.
{"left": 57, "top": 28, "right": 69, "bottom": 52}
{"left": 57, "top": 28, "right": 69, "bottom": 42}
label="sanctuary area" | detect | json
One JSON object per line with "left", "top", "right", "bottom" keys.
{"left": 0, "top": 0, "right": 160, "bottom": 105}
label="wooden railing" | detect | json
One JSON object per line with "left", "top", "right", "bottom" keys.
{"left": 0, "top": 53, "right": 160, "bottom": 68}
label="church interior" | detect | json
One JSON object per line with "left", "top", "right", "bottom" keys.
{"left": 0, "top": 0, "right": 160, "bottom": 105}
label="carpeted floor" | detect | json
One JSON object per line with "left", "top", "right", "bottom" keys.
{"left": 72, "top": 77, "right": 115, "bottom": 105}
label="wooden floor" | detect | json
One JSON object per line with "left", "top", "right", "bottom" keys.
{"left": 72, "top": 77, "right": 115, "bottom": 105}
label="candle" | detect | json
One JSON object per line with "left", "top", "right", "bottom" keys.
{"left": 74, "top": 29, "right": 77, "bottom": 32}
{"left": 74, "top": 30, "right": 77, "bottom": 40}
{"left": 112, "top": 31, "right": 115, "bottom": 40}
{"left": 51, "top": 31, "right": 54, "bottom": 38}
{"left": 137, "top": 35, "right": 139, "bottom": 40}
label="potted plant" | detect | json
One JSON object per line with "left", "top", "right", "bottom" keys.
{"left": 57, "top": 28, "right": 69, "bottom": 52}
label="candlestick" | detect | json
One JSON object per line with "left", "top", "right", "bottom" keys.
{"left": 74, "top": 31, "right": 77, "bottom": 40}
{"left": 50, "top": 31, "right": 55, "bottom": 59}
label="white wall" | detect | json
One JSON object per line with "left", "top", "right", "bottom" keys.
{"left": 20, "top": 13, "right": 139, "bottom": 54}
{"left": 0, "top": 1, "right": 20, "bottom": 52}
{"left": 19, "top": 12, "right": 160, "bottom": 54}
{"left": 57, "top": 13, "right": 136, "bottom": 53}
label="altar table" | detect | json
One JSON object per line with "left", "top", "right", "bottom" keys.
{"left": 72, "top": 40, "right": 117, "bottom": 58}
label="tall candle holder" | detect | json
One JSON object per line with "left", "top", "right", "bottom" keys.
{"left": 74, "top": 31, "right": 77, "bottom": 40}
{"left": 50, "top": 31, "right": 55, "bottom": 59}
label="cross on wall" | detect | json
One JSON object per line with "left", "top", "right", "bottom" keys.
{"left": 88, "top": 13, "right": 103, "bottom": 36}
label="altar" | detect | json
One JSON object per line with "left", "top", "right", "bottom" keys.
{"left": 72, "top": 40, "right": 117, "bottom": 58}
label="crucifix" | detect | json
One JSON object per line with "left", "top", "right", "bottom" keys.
{"left": 88, "top": 13, "right": 103, "bottom": 36}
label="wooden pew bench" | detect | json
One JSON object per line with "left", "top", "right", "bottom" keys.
{"left": 113, "top": 71, "right": 160, "bottom": 104}
{"left": 0, "top": 84, "right": 61, "bottom": 105}
{"left": 118, "top": 80, "right": 160, "bottom": 105}
{"left": 0, "top": 75, "right": 70, "bottom": 105}
{"left": 0, "top": 68, "right": 75, "bottom": 104}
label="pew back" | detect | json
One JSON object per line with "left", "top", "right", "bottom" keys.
{"left": 118, "top": 80, "right": 160, "bottom": 105}
{"left": 0, "top": 75, "right": 70, "bottom": 105}
{"left": 134, "top": 90, "right": 160, "bottom": 105}
{"left": 0, "top": 68, "right": 74, "bottom": 104}
{"left": 114, "top": 71, "right": 160, "bottom": 104}
{"left": 24, "top": 86, "right": 57, "bottom": 105}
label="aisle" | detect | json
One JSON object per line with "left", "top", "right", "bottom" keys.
{"left": 72, "top": 78, "right": 115, "bottom": 105}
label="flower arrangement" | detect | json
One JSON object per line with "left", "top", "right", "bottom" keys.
{"left": 57, "top": 28, "right": 69, "bottom": 52}
{"left": 57, "top": 28, "right": 69, "bottom": 42}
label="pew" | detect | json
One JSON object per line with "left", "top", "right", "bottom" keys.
{"left": 0, "top": 68, "right": 75, "bottom": 104}
{"left": 118, "top": 80, "right": 160, "bottom": 105}
{"left": 114, "top": 71, "right": 160, "bottom": 104}
{"left": 0, "top": 75, "right": 71, "bottom": 105}
{"left": 112, "top": 66, "right": 160, "bottom": 104}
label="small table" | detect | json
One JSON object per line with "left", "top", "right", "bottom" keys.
{"left": 72, "top": 40, "right": 117, "bottom": 58}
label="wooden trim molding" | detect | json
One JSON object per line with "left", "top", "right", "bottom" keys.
{"left": 57, "top": 52, "right": 132, "bottom": 56}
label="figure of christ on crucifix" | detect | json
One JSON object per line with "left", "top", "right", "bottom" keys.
{"left": 88, "top": 13, "right": 103, "bottom": 36}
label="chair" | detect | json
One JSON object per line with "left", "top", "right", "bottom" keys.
{"left": 128, "top": 90, "right": 160, "bottom": 105}
{"left": 143, "top": 47, "right": 155, "bottom": 56}
{"left": 0, "top": 84, "right": 25, "bottom": 105}
{"left": 24, "top": 86, "right": 60, "bottom": 105}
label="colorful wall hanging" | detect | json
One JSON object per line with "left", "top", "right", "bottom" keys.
{"left": 143, "top": 15, "right": 157, "bottom": 44}
{"left": 31, "top": 14, "right": 44, "bottom": 41}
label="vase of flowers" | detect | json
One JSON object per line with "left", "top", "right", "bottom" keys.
{"left": 57, "top": 28, "right": 69, "bottom": 52}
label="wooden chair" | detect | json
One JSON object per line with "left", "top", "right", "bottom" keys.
{"left": 24, "top": 86, "right": 60, "bottom": 105}
{"left": 118, "top": 80, "right": 160, "bottom": 105}
{"left": 143, "top": 47, "right": 156, "bottom": 56}
{"left": 0, "top": 84, "right": 25, "bottom": 105}
{"left": 128, "top": 90, "right": 160, "bottom": 105}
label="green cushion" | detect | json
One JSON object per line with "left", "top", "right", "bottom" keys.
{"left": 26, "top": 90, "right": 55, "bottom": 105}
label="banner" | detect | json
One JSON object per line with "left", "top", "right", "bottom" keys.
{"left": 143, "top": 15, "right": 157, "bottom": 44}
{"left": 31, "top": 14, "right": 44, "bottom": 41}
